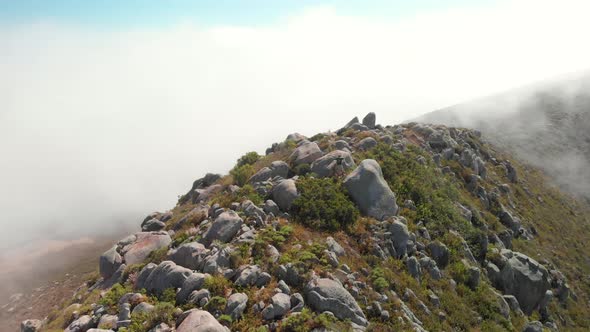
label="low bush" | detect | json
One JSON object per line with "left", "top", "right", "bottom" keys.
{"left": 291, "top": 176, "right": 359, "bottom": 231}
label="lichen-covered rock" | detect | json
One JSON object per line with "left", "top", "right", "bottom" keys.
{"left": 135, "top": 261, "right": 193, "bottom": 295}
{"left": 225, "top": 293, "right": 248, "bottom": 320}
{"left": 168, "top": 242, "right": 208, "bottom": 270}
{"left": 362, "top": 112, "right": 376, "bottom": 129}
{"left": 20, "top": 319, "right": 43, "bottom": 332}
{"left": 121, "top": 231, "right": 172, "bottom": 266}
{"left": 99, "top": 246, "right": 122, "bottom": 279}
{"left": 271, "top": 179, "right": 299, "bottom": 211}
{"left": 305, "top": 278, "right": 368, "bottom": 327}
{"left": 310, "top": 150, "right": 355, "bottom": 178}
{"left": 176, "top": 310, "right": 229, "bottom": 332}
{"left": 344, "top": 159, "right": 398, "bottom": 220}
{"left": 290, "top": 140, "right": 323, "bottom": 165}
{"left": 201, "top": 211, "right": 243, "bottom": 246}
{"left": 487, "top": 250, "right": 551, "bottom": 315}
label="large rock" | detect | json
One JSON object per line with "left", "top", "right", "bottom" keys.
{"left": 305, "top": 278, "right": 368, "bottom": 327}
{"left": 248, "top": 161, "right": 290, "bottom": 183}
{"left": 311, "top": 150, "right": 356, "bottom": 178}
{"left": 487, "top": 250, "right": 551, "bottom": 315}
{"left": 271, "top": 179, "right": 299, "bottom": 211}
{"left": 176, "top": 272, "right": 209, "bottom": 304}
{"left": 122, "top": 232, "right": 172, "bottom": 266}
{"left": 362, "top": 112, "right": 376, "bottom": 129}
{"left": 20, "top": 319, "right": 43, "bottom": 332}
{"left": 168, "top": 242, "right": 208, "bottom": 270}
{"left": 427, "top": 241, "right": 450, "bottom": 268}
{"left": 201, "top": 211, "right": 243, "bottom": 246}
{"left": 99, "top": 246, "right": 122, "bottom": 279}
{"left": 344, "top": 159, "right": 398, "bottom": 220}
{"left": 176, "top": 310, "right": 229, "bottom": 332}
{"left": 389, "top": 220, "right": 410, "bottom": 258}
{"left": 289, "top": 140, "right": 323, "bottom": 166}
{"left": 355, "top": 137, "right": 377, "bottom": 151}
{"left": 225, "top": 293, "right": 249, "bottom": 320}
{"left": 181, "top": 173, "right": 221, "bottom": 204}
{"left": 135, "top": 261, "right": 193, "bottom": 295}
{"left": 65, "top": 315, "right": 93, "bottom": 332}
{"left": 262, "top": 293, "right": 291, "bottom": 320}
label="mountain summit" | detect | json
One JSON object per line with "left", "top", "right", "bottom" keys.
{"left": 21, "top": 113, "right": 590, "bottom": 332}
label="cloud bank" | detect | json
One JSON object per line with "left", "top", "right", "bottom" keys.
{"left": 1, "top": 0, "right": 590, "bottom": 248}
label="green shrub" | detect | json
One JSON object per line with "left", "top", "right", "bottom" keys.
{"left": 98, "top": 283, "right": 132, "bottom": 311}
{"left": 128, "top": 302, "right": 175, "bottom": 332}
{"left": 230, "top": 164, "right": 255, "bottom": 186}
{"left": 205, "top": 296, "right": 227, "bottom": 312}
{"left": 293, "top": 163, "right": 311, "bottom": 176}
{"left": 203, "top": 275, "right": 231, "bottom": 297}
{"left": 159, "top": 288, "right": 177, "bottom": 304}
{"left": 218, "top": 314, "right": 233, "bottom": 325}
{"left": 291, "top": 176, "right": 359, "bottom": 231}
{"left": 236, "top": 151, "right": 261, "bottom": 168}
{"left": 282, "top": 308, "right": 313, "bottom": 332}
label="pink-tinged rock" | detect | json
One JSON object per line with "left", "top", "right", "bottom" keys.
{"left": 176, "top": 310, "right": 228, "bottom": 332}
{"left": 122, "top": 231, "right": 171, "bottom": 265}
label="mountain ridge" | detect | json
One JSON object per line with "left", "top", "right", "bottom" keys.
{"left": 17, "top": 113, "right": 590, "bottom": 332}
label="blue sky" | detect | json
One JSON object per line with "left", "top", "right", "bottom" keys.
{"left": 0, "top": 0, "right": 495, "bottom": 26}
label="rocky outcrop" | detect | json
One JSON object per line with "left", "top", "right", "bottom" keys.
{"left": 310, "top": 150, "right": 355, "bottom": 178}
{"left": 248, "top": 161, "right": 290, "bottom": 183}
{"left": 487, "top": 249, "right": 551, "bottom": 315}
{"left": 176, "top": 310, "right": 229, "bottom": 332}
{"left": 305, "top": 278, "right": 368, "bottom": 327}
{"left": 289, "top": 140, "right": 323, "bottom": 166}
{"left": 344, "top": 159, "right": 398, "bottom": 220}
{"left": 201, "top": 211, "right": 243, "bottom": 246}
{"left": 136, "top": 261, "right": 193, "bottom": 295}
{"left": 271, "top": 179, "right": 299, "bottom": 211}
{"left": 99, "top": 246, "right": 122, "bottom": 280}
{"left": 121, "top": 231, "right": 172, "bottom": 266}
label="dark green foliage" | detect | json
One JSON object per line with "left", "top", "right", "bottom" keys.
{"left": 293, "top": 163, "right": 311, "bottom": 176}
{"left": 98, "top": 283, "right": 132, "bottom": 311}
{"left": 236, "top": 151, "right": 261, "bottom": 168}
{"left": 291, "top": 176, "right": 359, "bottom": 231}
{"left": 205, "top": 296, "right": 227, "bottom": 313}
{"left": 252, "top": 225, "right": 293, "bottom": 264}
{"left": 127, "top": 302, "right": 175, "bottom": 332}
{"left": 230, "top": 164, "right": 254, "bottom": 186}
{"left": 159, "top": 288, "right": 177, "bottom": 304}
{"left": 370, "top": 268, "right": 390, "bottom": 291}
{"left": 203, "top": 275, "right": 231, "bottom": 297}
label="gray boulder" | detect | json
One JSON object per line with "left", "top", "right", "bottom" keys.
{"left": 286, "top": 133, "right": 307, "bottom": 142}
{"left": 263, "top": 200, "right": 280, "bottom": 216}
{"left": 20, "top": 319, "right": 43, "bottom": 332}
{"left": 305, "top": 278, "right": 368, "bottom": 327}
{"left": 311, "top": 150, "right": 356, "bottom": 178}
{"left": 272, "top": 179, "right": 299, "bottom": 211}
{"left": 249, "top": 161, "right": 290, "bottom": 183}
{"left": 176, "top": 310, "right": 229, "bottom": 332}
{"left": 132, "top": 302, "right": 155, "bottom": 315}
{"left": 389, "top": 220, "right": 410, "bottom": 258}
{"left": 225, "top": 293, "right": 248, "bottom": 320}
{"left": 136, "top": 261, "right": 193, "bottom": 295}
{"left": 427, "top": 241, "right": 450, "bottom": 268}
{"left": 262, "top": 293, "right": 291, "bottom": 320}
{"left": 355, "top": 137, "right": 377, "bottom": 151}
{"left": 65, "top": 315, "right": 93, "bottom": 332}
{"left": 487, "top": 250, "right": 550, "bottom": 315}
{"left": 168, "top": 242, "right": 208, "bottom": 270}
{"left": 344, "top": 159, "right": 398, "bottom": 220}
{"left": 334, "top": 140, "right": 351, "bottom": 151}
{"left": 122, "top": 232, "right": 172, "bottom": 266}
{"left": 326, "top": 236, "right": 345, "bottom": 256}
{"left": 522, "top": 321, "right": 543, "bottom": 332}
{"left": 290, "top": 140, "right": 323, "bottom": 166}
{"left": 99, "top": 246, "right": 122, "bottom": 280}
{"left": 141, "top": 218, "right": 166, "bottom": 232}
{"left": 407, "top": 256, "right": 422, "bottom": 280}
{"left": 343, "top": 117, "right": 359, "bottom": 129}
{"left": 201, "top": 211, "right": 243, "bottom": 246}
{"left": 362, "top": 112, "right": 376, "bottom": 129}
{"left": 176, "top": 272, "right": 209, "bottom": 304}
{"left": 234, "top": 265, "right": 262, "bottom": 287}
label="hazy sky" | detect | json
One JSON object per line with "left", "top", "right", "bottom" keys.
{"left": 1, "top": 0, "right": 590, "bottom": 248}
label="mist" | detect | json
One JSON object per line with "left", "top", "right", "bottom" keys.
{"left": 418, "top": 72, "right": 590, "bottom": 200}
{"left": 2, "top": 1, "right": 590, "bottom": 250}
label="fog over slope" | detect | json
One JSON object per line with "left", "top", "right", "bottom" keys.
{"left": 416, "top": 72, "right": 590, "bottom": 200}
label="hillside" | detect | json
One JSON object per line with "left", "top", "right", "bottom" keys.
{"left": 22, "top": 113, "right": 590, "bottom": 332}
{"left": 415, "top": 73, "right": 590, "bottom": 201}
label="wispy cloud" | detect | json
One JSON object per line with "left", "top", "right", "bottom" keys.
{"left": 1, "top": 0, "right": 589, "bottom": 247}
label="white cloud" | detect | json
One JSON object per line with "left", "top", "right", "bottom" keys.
{"left": 1, "top": 0, "right": 589, "bottom": 247}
